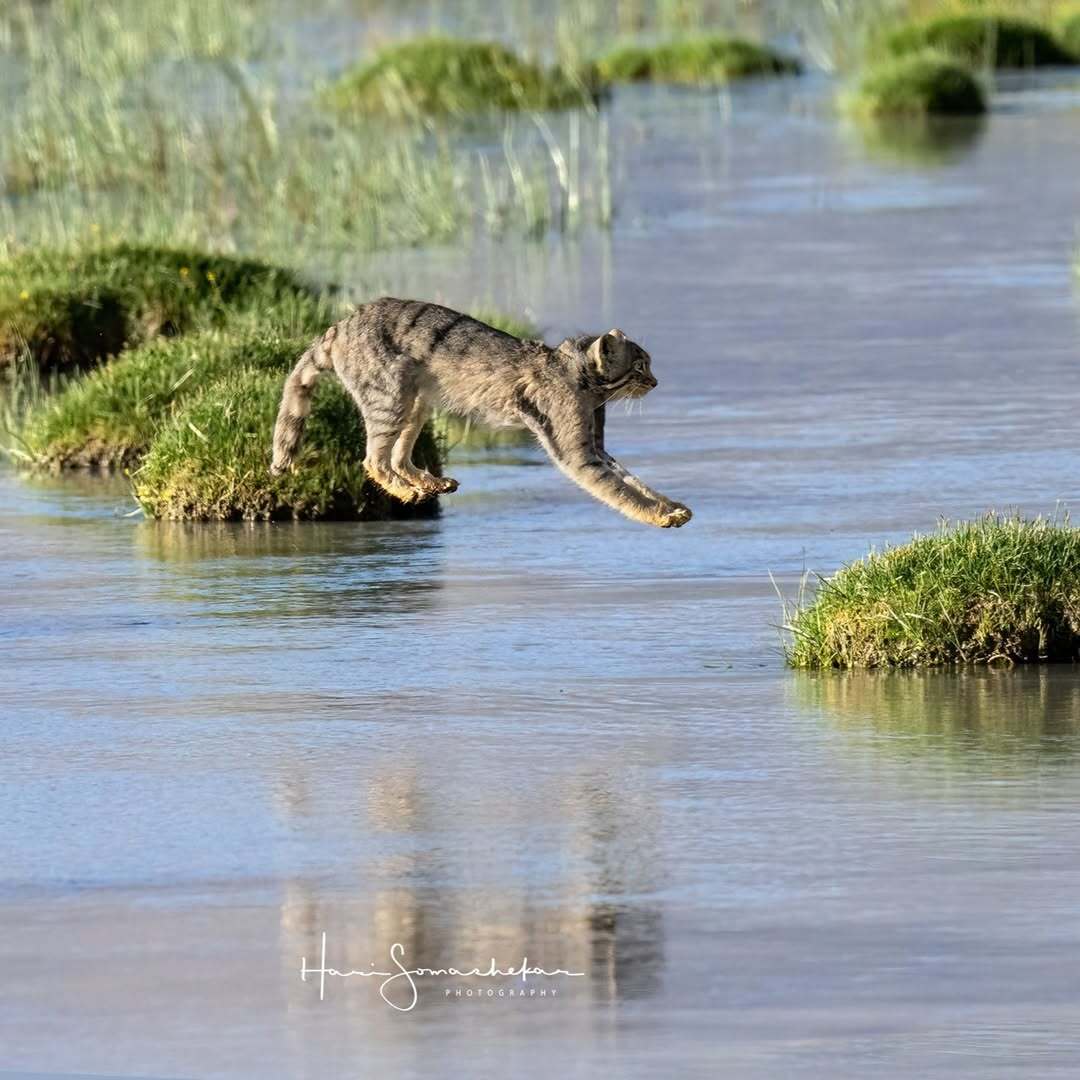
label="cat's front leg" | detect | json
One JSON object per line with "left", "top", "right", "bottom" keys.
{"left": 566, "top": 456, "right": 692, "bottom": 528}
{"left": 603, "top": 454, "right": 690, "bottom": 520}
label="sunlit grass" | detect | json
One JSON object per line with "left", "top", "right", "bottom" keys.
{"left": 324, "top": 37, "right": 601, "bottom": 119}
{"left": 132, "top": 367, "right": 440, "bottom": 521}
{"left": 844, "top": 51, "right": 988, "bottom": 115}
{"left": 879, "top": 12, "right": 1079, "bottom": 67}
{"left": 0, "top": 4, "right": 615, "bottom": 266}
{"left": 785, "top": 515, "right": 1080, "bottom": 669}
{"left": 1055, "top": 4, "right": 1080, "bottom": 52}
{"left": 0, "top": 245, "right": 326, "bottom": 372}
{"left": 594, "top": 35, "right": 800, "bottom": 84}
{"left": 20, "top": 331, "right": 311, "bottom": 470}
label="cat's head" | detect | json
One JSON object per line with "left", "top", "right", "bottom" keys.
{"left": 587, "top": 329, "right": 657, "bottom": 399}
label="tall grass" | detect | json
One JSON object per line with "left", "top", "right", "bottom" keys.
{"left": 0, "top": 2, "right": 616, "bottom": 271}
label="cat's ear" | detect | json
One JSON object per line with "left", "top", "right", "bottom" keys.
{"left": 587, "top": 335, "right": 608, "bottom": 375}
{"left": 590, "top": 329, "right": 626, "bottom": 375}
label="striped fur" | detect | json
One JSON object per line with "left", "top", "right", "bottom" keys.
{"left": 270, "top": 298, "right": 692, "bottom": 527}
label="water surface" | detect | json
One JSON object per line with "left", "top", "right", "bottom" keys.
{"left": 4, "top": 69, "right": 1080, "bottom": 1079}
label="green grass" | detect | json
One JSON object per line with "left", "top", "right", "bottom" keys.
{"left": 132, "top": 367, "right": 440, "bottom": 521}
{"left": 785, "top": 515, "right": 1080, "bottom": 669}
{"left": 323, "top": 37, "right": 600, "bottom": 120}
{"left": 1056, "top": 7, "right": 1080, "bottom": 54}
{"left": 0, "top": 10, "right": 616, "bottom": 262}
{"left": 20, "top": 331, "right": 307, "bottom": 470}
{"left": 13, "top": 298, "right": 534, "bottom": 519}
{"left": 845, "top": 51, "right": 988, "bottom": 116}
{"left": 593, "top": 35, "right": 801, "bottom": 84}
{"left": 881, "top": 14, "right": 1079, "bottom": 67}
{"left": 15, "top": 301, "right": 534, "bottom": 473}
{"left": 0, "top": 245, "right": 326, "bottom": 372}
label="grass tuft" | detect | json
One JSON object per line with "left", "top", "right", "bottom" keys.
{"left": 21, "top": 331, "right": 305, "bottom": 470}
{"left": 845, "top": 51, "right": 988, "bottom": 116}
{"left": 881, "top": 14, "right": 1079, "bottom": 69}
{"left": 0, "top": 245, "right": 325, "bottom": 372}
{"left": 132, "top": 367, "right": 440, "bottom": 521}
{"left": 785, "top": 515, "right": 1080, "bottom": 669}
{"left": 594, "top": 35, "right": 801, "bottom": 85}
{"left": 324, "top": 37, "right": 599, "bottom": 120}
{"left": 1057, "top": 7, "right": 1080, "bottom": 55}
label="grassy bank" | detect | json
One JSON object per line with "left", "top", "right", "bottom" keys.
{"left": 844, "top": 51, "right": 988, "bottom": 116}
{"left": 20, "top": 331, "right": 307, "bottom": 470}
{"left": 880, "top": 13, "right": 1079, "bottom": 67}
{"left": 785, "top": 516, "right": 1080, "bottom": 669}
{"left": 9, "top": 280, "right": 540, "bottom": 519}
{"left": 594, "top": 35, "right": 800, "bottom": 84}
{"left": 19, "top": 304, "right": 536, "bottom": 470}
{"left": 132, "top": 368, "right": 439, "bottom": 521}
{"left": 0, "top": 245, "right": 326, "bottom": 371}
{"left": 1058, "top": 6, "right": 1080, "bottom": 53}
{"left": 325, "top": 37, "right": 599, "bottom": 119}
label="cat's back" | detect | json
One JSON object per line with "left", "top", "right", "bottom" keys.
{"left": 356, "top": 297, "right": 523, "bottom": 361}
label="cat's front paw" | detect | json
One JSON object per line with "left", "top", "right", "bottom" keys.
{"left": 657, "top": 505, "right": 692, "bottom": 528}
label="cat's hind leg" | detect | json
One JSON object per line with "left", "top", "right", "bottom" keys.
{"left": 334, "top": 351, "right": 423, "bottom": 504}
{"left": 391, "top": 394, "right": 458, "bottom": 497}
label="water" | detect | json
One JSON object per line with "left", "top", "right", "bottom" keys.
{"left": 4, "top": 70, "right": 1080, "bottom": 1078}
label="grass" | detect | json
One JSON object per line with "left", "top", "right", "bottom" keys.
{"left": 132, "top": 367, "right": 441, "bottom": 521}
{"left": 785, "top": 515, "right": 1080, "bottom": 669}
{"left": 1056, "top": 6, "right": 1080, "bottom": 53}
{"left": 21, "top": 306, "right": 537, "bottom": 469}
{"left": 0, "top": 10, "right": 616, "bottom": 265}
{"left": 0, "top": 245, "right": 326, "bottom": 372}
{"left": 323, "top": 37, "right": 600, "bottom": 120}
{"left": 19, "top": 331, "right": 308, "bottom": 470}
{"left": 845, "top": 51, "right": 988, "bottom": 116}
{"left": 881, "top": 13, "right": 1080, "bottom": 67}
{"left": 593, "top": 35, "right": 801, "bottom": 84}
{"left": 10, "top": 292, "right": 535, "bottom": 520}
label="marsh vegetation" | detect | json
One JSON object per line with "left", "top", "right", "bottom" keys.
{"left": 593, "top": 35, "right": 800, "bottom": 84}
{"left": 845, "top": 51, "right": 988, "bottom": 116}
{"left": 879, "top": 13, "right": 1079, "bottom": 69}
{"left": 786, "top": 517, "right": 1080, "bottom": 669}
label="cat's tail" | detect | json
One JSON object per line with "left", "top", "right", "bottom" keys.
{"left": 270, "top": 325, "right": 337, "bottom": 475}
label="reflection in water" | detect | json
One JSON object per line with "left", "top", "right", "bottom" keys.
{"left": 847, "top": 114, "right": 987, "bottom": 168}
{"left": 13, "top": 467, "right": 135, "bottom": 500}
{"left": 795, "top": 667, "right": 1080, "bottom": 762}
{"left": 275, "top": 755, "right": 665, "bottom": 1022}
{"left": 568, "top": 775, "right": 665, "bottom": 1002}
{"left": 134, "top": 519, "right": 446, "bottom": 619}
{"left": 9, "top": 55, "right": 1080, "bottom": 1078}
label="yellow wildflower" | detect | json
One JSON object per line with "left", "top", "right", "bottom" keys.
{"left": 179, "top": 267, "right": 190, "bottom": 278}
{"left": 19, "top": 290, "right": 29, "bottom": 301}
{"left": 206, "top": 270, "right": 217, "bottom": 283}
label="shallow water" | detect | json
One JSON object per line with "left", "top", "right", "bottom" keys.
{"left": 5, "top": 69, "right": 1080, "bottom": 1079}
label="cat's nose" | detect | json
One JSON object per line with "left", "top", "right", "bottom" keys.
{"left": 645, "top": 374, "right": 658, "bottom": 388}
